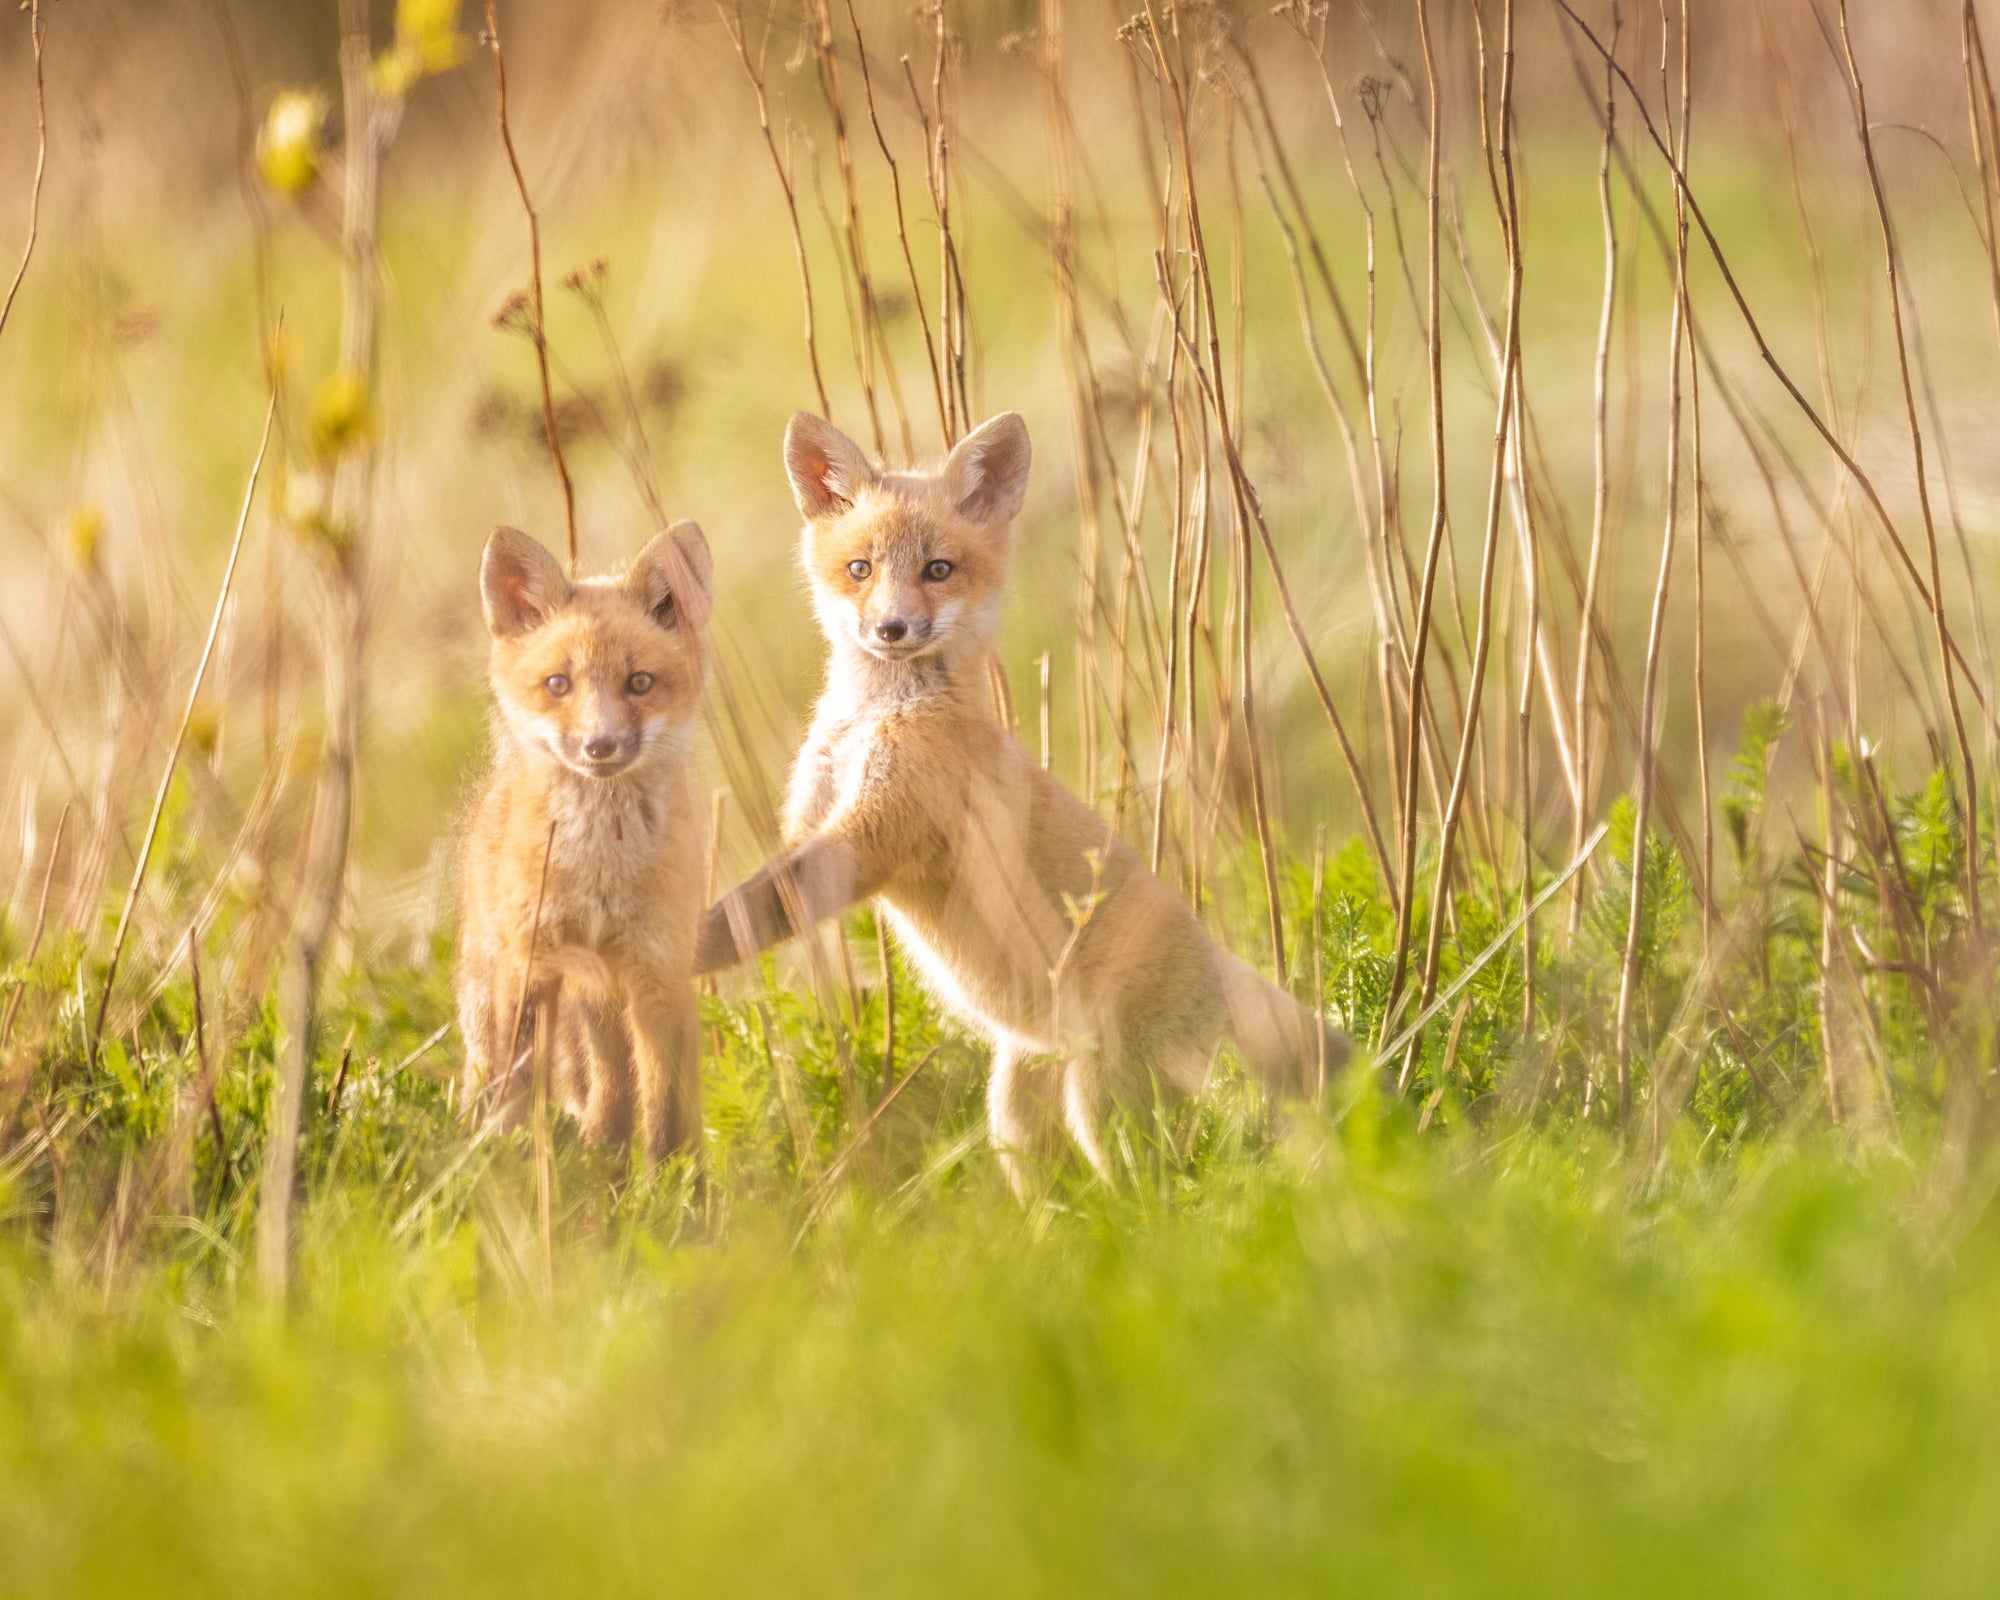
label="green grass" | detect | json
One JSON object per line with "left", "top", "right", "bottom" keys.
{"left": 2, "top": 1079, "right": 1996, "bottom": 1597}
{"left": 0, "top": 813, "right": 1992, "bottom": 1597}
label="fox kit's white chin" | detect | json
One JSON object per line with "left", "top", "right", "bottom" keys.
{"left": 857, "top": 634, "right": 938, "bottom": 663}
{"left": 568, "top": 752, "right": 639, "bottom": 780}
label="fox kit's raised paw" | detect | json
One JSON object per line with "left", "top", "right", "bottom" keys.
{"left": 456, "top": 521, "right": 714, "bottom": 1168}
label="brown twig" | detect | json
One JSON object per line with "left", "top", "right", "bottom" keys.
{"left": 1835, "top": 0, "right": 1982, "bottom": 939}
{"left": 483, "top": 0, "right": 578, "bottom": 571}
{"left": 91, "top": 392, "right": 277, "bottom": 1061}
{"left": 0, "top": 0, "right": 46, "bottom": 344}
{"left": 1380, "top": 0, "right": 1450, "bottom": 1050}
{"left": 719, "top": 0, "right": 833, "bottom": 419}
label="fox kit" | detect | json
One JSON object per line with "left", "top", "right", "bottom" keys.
{"left": 458, "top": 522, "right": 713, "bottom": 1165}
{"left": 696, "top": 412, "right": 1348, "bottom": 1192}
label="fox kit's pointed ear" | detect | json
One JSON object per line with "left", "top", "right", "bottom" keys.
{"left": 481, "top": 526, "right": 570, "bottom": 638}
{"left": 785, "top": 412, "right": 876, "bottom": 520}
{"left": 942, "top": 412, "right": 1031, "bottom": 527}
{"left": 628, "top": 520, "right": 714, "bottom": 632}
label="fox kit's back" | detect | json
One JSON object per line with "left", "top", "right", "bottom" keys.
{"left": 457, "top": 522, "right": 714, "bottom": 1166}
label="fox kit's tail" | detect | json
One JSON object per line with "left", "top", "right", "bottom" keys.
{"left": 1219, "top": 953, "right": 1351, "bottom": 1101}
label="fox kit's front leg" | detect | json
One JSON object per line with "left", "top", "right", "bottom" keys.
{"left": 693, "top": 821, "right": 891, "bottom": 974}
{"left": 626, "top": 972, "right": 702, "bottom": 1163}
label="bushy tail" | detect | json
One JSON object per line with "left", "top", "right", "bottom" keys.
{"left": 1219, "top": 953, "right": 1352, "bottom": 1101}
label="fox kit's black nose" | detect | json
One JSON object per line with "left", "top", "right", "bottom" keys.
{"left": 875, "top": 618, "right": 908, "bottom": 643}
{"left": 583, "top": 735, "right": 618, "bottom": 762}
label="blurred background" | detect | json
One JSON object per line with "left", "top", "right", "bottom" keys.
{"left": 0, "top": 0, "right": 1993, "bottom": 1014}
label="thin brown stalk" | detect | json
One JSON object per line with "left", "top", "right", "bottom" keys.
{"left": 0, "top": 0, "right": 46, "bottom": 344}
{"left": 565, "top": 262, "right": 668, "bottom": 524}
{"left": 1140, "top": 3, "right": 1285, "bottom": 978}
{"left": 720, "top": 1, "right": 832, "bottom": 419}
{"left": 91, "top": 393, "right": 277, "bottom": 1060}
{"left": 1571, "top": 0, "right": 1619, "bottom": 935}
{"left": 1409, "top": 0, "right": 1523, "bottom": 1085}
{"left": 1038, "top": 651, "right": 1053, "bottom": 772}
{"left": 1613, "top": 0, "right": 1691, "bottom": 1135}
{"left": 484, "top": 0, "right": 577, "bottom": 570}
{"left": 1381, "top": 0, "right": 1450, "bottom": 1049}
{"left": 262, "top": 0, "right": 390, "bottom": 1298}
{"left": 846, "top": 0, "right": 948, "bottom": 450}
{"left": 1835, "top": 0, "right": 1982, "bottom": 938}
{"left": 807, "top": 0, "right": 899, "bottom": 459}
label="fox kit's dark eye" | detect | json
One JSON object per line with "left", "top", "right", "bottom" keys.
{"left": 544, "top": 673, "right": 571, "bottom": 697}
{"left": 627, "top": 672, "right": 655, "bottom": 695}
{"left": 925, "top": 559, "right": 954, "bottom": 581}
{"left": 847, "top": 559, "right": 872, "bottom": 581}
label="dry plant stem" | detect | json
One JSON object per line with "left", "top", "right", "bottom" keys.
{"left": 807, "top": 0, "right": 896, "bottom": 459}
{"left": 1409, "top": 0, "right": 1522, "bottom": 1086}
{"left": 0, "top": 0, "right": 47, "bottom": 343}
{"left": 1515, "top": 367, "right": 1538, "bottom": 1044}
{"left": 484, "top": 0, "right": 577, "bottom": 571}
{"left": 1151, "top": 279, "right": 1190, "bottom": 877}
{"left": 1381, "top": 0, "right": 1450, "bottom": 1051}
{"left": 568, "top": 272, "right": 667, "bottom": 524}
{"left": 1613, "top": 0, "right": 1691, "bottom": 1136}
{"left": 0, "top": 804, "right": 67, "bottom": 1056}
{"left": 1046, "top": 0, "right": 1103, "bottom": 797}
{"left": 261, "top": 1, "right": 385, "bottom": 1299}
{"left": 1312, "top": 827, "right": 1328, "bottom": 1105}
{"left": 90, "top": 393, "right": 277, "bottom": 1061}
{"left": 875, "top": 915, "right": 895, "bottom": 1100}
{"left": 1157, "top": 262, "right": 1393, "bottom": 911}
{"left": 720, "top": 1, "right": 831, "bottom": 419}
{"left": 1667, "top": 5, "right": 1712, "bottom": 951}
{"left": 188, "top": 927, "right": 227, "bottom": 1173}
{"left": 844, "top": 0, "right": 947, "bottom": 448}
{"left": 1571, "top": 0, "right": 1620, "bottom": 934}
{"left": 1141, "top": 2, "right": 1284, "bottom": 978}
{"left": 1836, "top": 0, "right": 1983, "bottom": 937}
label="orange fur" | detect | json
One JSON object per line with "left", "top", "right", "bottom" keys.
{"left": 698, "top": 413, "right": 1349, "bottom": 1194}
{"left": 458, "top": 522, "right": 713, "bottom": 1165}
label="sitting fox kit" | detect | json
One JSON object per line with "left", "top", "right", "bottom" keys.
{"left": 458, "top": 522, "right": 712, "bottom": 1165}
{"left": 697, "top": 411, "right": 1348, "bottom": 1191}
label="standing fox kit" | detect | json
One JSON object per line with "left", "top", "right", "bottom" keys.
{"left": 697, "top": 412, "right": 1348, "bottom": 1191}
{"left": 458, "top": 522, "right": 713, "bottom": 1165}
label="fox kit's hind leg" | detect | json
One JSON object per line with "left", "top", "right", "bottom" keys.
{"left": 987, "top": 1043, "right": 1065, "bottom": 1201}
{"left": 628, "top": 977, "right": 702, "bottom": 1166}
{"left": 1060, "top": 1036, "right": 1116, "bottom": 1185}
{"left": 572, "top": 997, "right": 637, "bottom": 1151}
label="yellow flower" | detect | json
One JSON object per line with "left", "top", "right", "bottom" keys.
{"left": 256, "top": 89, "right": 327, "bottom": 199}
{"left": 309, "top": 369, "right": 376, "bottom": 460}
{"left": 67, "top": 504, "right": 103, "bottom": 572}
{"left": 372, "top": 0, "right": 467, "bottom": 101}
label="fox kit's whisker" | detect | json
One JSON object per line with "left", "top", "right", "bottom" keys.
{"left": 699, "top": 410, "right": 1351, "bottom": 1196}
{"left": 458, "top": 521, "right": 714, "bottom": 1166}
